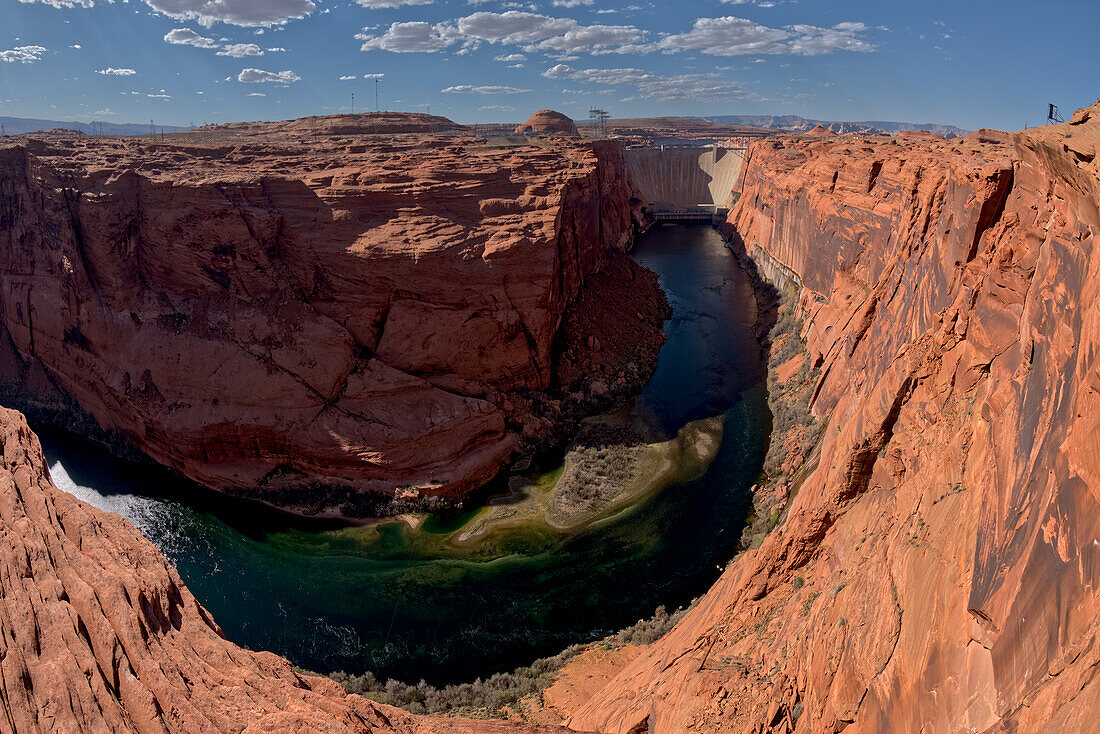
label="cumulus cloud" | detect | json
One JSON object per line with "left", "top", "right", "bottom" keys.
{"left": 525, "top": 24, "right": 644, "bottom": 55}
{"left": 17, "top": 0, "right": 93, "bottom": 6}
{"left": 164, "top": 27, "right": 218, "bottom": 48}
{"left": 455, "top": 11, "right": 576, "bottom": 45}
{"left": 217, "top": 42, "right": 263, "bottom": 57}
{"left": 96, "top": 67, "right": 137, "bottom": 75}
{"left": 656, "top": 16, "right": 875, "bottom": 56}
{"left": 363, "top": 72, "right": 384, "bottom": 78}
{"left": 354, "top": 0, "right": 431, "bottom": 6}
{"left": 358, "top": 21, "right": 453, "bottom": 52}
{"left": 143, "top": 0, "right": 316, "bottom": 27}
{"left": 543, "top": 63, "right": 752, "bottom": 102}
{"left": 494, "top": 53, "right": 526, "bottom": 62}
{"left": 0, "top": 45, "right": 48, "bottom": 63}
{"left": 237, "top": 67, "right": 299, "bottom": 83}
{"left": 359, "top": 11, "right": 646, "bottom": 55}
{"left": 339, "top": 74, "right": 358, "bottom": 80}
{"left": 441, "top": 84, "right": 531, "bottom": 94}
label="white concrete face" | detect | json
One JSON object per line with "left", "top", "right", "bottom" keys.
{"left": 626, "top": 146, "right": 745, "bottom": 209}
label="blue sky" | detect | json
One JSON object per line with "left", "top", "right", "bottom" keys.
{"left": 2, "top": 0, "right": 1096, "bottom": 131}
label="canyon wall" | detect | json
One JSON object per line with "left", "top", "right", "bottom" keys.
{"left": 0, "top": 127, "right": 664, "bottom": 512}
{"left": 546, "top": 103, "right": 1100, "bottom": 732}
{"left": 0, "top": 404, "right": 569, "bottom": 734}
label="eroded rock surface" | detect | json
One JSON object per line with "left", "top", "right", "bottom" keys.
{"left": 0, "top": 405, "right": 571, "bottom": 733}
{"left": 0, "top": 122, "right": 663, "bottom": 512}
{"left": 515, "top": 111, "right": 580, "bottom": 137}
{"left": 541, "top": 102, "right": 1100, "bottom": 732}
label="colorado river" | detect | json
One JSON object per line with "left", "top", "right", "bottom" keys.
{"left": 40, "top": 224, "right": 770, "bottom": 685}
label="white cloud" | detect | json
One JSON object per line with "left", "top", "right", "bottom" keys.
{"left": 96, "top": 67, "right": 137, "bottom": 75}
{"left": 456, "top": 11, "right": 575, "bottom": 45}
{"left": 354, "top": 0, "right": 431, "bottom": 6}
{"left": 247, "top": 92, "right": 266, "bottom": 96}
{"left": 164, "top": 27, "right": 217, "bottom": 48}
{"left": 143, "top": 0, "right": 316, "bottom": 27}
{"left": 441, "top": 84, "right": 531, "bottom": 94}
{"left": 0, "top": 45, "right": 47, "bottom": 63}
{"left": 339, "top": 74, "right": 358, "bottom": 80}
{"left": 543, "top": 63, "right": 752, "bottom": 102}
{"left": 363, "top": 72, "right": 384, "bottom": 78}
{"left": 21, "top": 0, "right": 316, "bottom": 25}
{"left": 553, "top": 0, "right": 593, "bottom": 6}
{"left": 217, "top": 42, "right": 263, "bottom": 57}
{"left": 17, "top": 0, "right": 94, "bottom": 6}
{"left": 656, "top": 16, "right": 875, "bottom": 56}
{"left": 359, "top": 11, "right": 645, "bottom": 55}
{"left": 525, "top": 24, "right": 644, "bottom": 55}
{"left": 478, "top": 104, "right": 517, "bottom": 111}
{"left": 94, "top": 108, "right": 118, "bottom": 115}
{"left": 237, "top": 67, "right": 299, "bottom": 83}
{"left": 494, "top": 53, "right": 526, "bottom": 62}
{"left": 358, "top": 21, "right": 454, "bottom": 52}
{"left": 147, "top": 93, "right": 171, "bottom": 98}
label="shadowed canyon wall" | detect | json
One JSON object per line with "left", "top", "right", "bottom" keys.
{"left": 0, "top": 405, "right": 568, "bottom": 734}
{"left": 0, "top": 130, "right": 665, "bottom": 512}
{"left": 542, "top": 102, "right": 1100, "bottom": 733}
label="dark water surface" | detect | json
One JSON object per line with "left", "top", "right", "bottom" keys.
{"left": 40, "top": 224, "right": 770, "bottom": 685}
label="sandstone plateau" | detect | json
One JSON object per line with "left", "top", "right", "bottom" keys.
{"left": 0, "top": 120, "right": 666, "bottom": 512}
{"left": 535, "top": 101, "right": 1100, "bottom": 732}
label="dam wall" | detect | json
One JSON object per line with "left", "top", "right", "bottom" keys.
{"left": 625, "top": 146, "right": 745, "bottom": 217}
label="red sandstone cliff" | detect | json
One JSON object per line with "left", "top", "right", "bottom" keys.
{"left": 537, "top": 102, "right": 1100, "bottom": 732}
{"left": 0, "top": 404, "right": 571, "bottom": 733}
{"left": 5, "top": 99, "right": 1099, "bottom": 733}
{"left": 0, "top": 124, "right": 663, "bottom": 512}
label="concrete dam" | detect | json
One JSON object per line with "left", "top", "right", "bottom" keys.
{"left": 625, "top": 145, "right": 746, "bottom": 223}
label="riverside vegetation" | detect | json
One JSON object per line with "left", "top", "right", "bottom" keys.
{"left": 327, "top": 603, "right": 691, "bottom": 718}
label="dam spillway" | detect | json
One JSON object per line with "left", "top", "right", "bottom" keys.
{"left": 625, "top": 145, "right": 746, "bottom": 222}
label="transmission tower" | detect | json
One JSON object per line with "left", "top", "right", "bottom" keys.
{"left": 589, "top": 108, "right": 610, "bottom": 138}
{"left": 1047, "top": 103, "right": 1064, "bottom": 124}
{"left": 375, "top": 78, "right": 380, "bottom": 113}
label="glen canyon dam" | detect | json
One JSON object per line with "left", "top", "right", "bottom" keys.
{"left": 1, "top": 1, "right": 1098, "bottom": 733}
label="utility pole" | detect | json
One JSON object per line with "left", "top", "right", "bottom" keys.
{"left": 351, "top": 92, "right": 355, "bottom": 114}
{"left": 375, "top": 78, "right": 380, "bottom": 113}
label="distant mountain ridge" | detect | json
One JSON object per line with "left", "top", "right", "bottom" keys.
{"left": 701, "top": 114, "right": 969, "bottom": 138}
{"left": 0, "top": 116, "right": 190, "bottom": 136}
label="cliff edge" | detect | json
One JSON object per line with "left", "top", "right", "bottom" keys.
{"left": 0, "top": 124, "right": 664, "bottom": 512}
{"left": 543, "top": 101, "right": 1100, "bottom": 732}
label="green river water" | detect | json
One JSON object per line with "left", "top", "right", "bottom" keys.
{"left": 40, "top": 224, "right": 771, "bottom": 685}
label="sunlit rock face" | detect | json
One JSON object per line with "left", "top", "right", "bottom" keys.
{"left": 0, "top": 118, "right": 664, "bottom": 512}
{"left": 548, "top": 102, "right": 1100, "bottom": 733}
{"left": 0, "top": 405, "right": 569, "bottom": 733}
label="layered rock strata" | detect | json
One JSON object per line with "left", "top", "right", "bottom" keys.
{"left": 542, "top": 102, "right": 1100, "bottom": 732}
{"left": 0, "top": 124, "right": 662, "bottom": 512}
{"left": 0, "top": 404, "right": 571, "bottom": 733}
